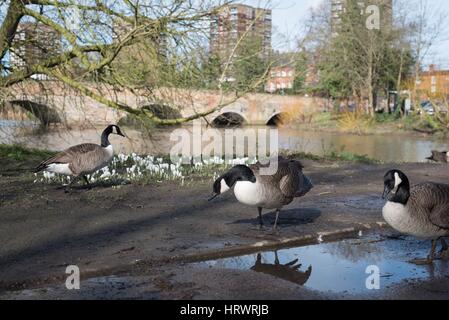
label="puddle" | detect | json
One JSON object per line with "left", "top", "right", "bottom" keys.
{"left": 194, "top": 234, "right": 449, "bottom": 295}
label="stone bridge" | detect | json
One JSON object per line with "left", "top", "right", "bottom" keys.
{"left": 2, "top": 82, "right": 327, "bottom": 127}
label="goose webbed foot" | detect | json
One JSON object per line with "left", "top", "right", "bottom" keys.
{"left": 408, "top": 257, "right": 434, "bottom": 266}
{"left": 409, "top": 240, "right": 437, "bottom": 265}
{"left": 436, "top": 251, "right": 449, "bottom": 260}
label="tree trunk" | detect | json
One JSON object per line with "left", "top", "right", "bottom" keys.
{"left": 0, "top": 0, "right": 24, "bottom": 62}
{"left": 367, "top": 49, "right": 375, "bottom": 117}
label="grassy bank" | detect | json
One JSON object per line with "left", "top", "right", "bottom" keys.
{"left": 0, "top": 144, "right": 380, "bottom": 187}
{"left": 0, "top": 144, "right": 55, "bottom": 161}
{"left": 302, "top": 112, "right": 449, "bottom": 137}
{"left": 0, "top": 144, "right": 56, "bottom": 175}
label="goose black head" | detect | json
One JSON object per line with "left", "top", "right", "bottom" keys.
{"left": 209, "top": 165, "right": 256, "bottom": 201}
{"left": 382, "top": 169, "right": 410, "bottom": 205}
{"left": 102, "top": 125, "right": 125, "bottom": 147}
{"left": 106, "top": 125, "right": 125, "bottom": 137}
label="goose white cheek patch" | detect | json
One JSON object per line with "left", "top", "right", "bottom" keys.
{"left": 394, "top": 172, "right": 402, "bottom": 188}
{"left": 221, "top": 179, "right": 231, "bottom": 193}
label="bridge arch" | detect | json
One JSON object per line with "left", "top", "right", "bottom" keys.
{"left": 6, "top": 100, "right": 61, "bottom": 126}
{"left": 266, "top": 112, "right": 290, "bottom": 126}
{"left": 212, "top": 111, "right": 248, "bottom": 127}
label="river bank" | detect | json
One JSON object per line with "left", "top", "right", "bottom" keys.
{"left": 1, "top": 147, "right": 449, "bottom": 299}
{"left": 295, "top": 112, "right": 449, "bottom": 137}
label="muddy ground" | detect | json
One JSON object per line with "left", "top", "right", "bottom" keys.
{"left": 1, "top": 156, "right": 449, "bottom": 300}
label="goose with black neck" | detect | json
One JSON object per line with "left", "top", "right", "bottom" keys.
{"left": 382, "top": 169, "right": 449, "bottom": 265}
{"left": 35, "top": 125, "right": 125, "bottom": 192}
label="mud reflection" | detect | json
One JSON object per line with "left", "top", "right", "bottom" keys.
{"left": 250, "top": 252, "right": 312, "bottom": 286}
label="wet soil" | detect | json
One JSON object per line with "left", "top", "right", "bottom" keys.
{"left": 1, "top": 157, "right": 449, "bottom": 299}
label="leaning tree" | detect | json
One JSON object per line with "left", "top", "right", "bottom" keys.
{"left": 0, "top": 0, "right": 273, "bottom": 126}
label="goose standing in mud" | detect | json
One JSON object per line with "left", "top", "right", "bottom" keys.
{"left": 35, "top": 125, "right": 125, "bottom": 192}
{"left": 209, "top": 157, "right": 313, "bottom": 230}
{"left": 426, "top": 151, "right": 449, "bottom": 163}
{"left": 382, "top": 170, "right": 449, "bottom": 265}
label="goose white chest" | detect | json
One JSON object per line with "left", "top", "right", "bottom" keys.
{"left": 382, "top": 201, "right": 447, "bottom": 239}
{"left": 234, "top": 181, "right": 264, "bottom": 207}
{"left": 233, "top": 181, "right": 284, "bottom": 209}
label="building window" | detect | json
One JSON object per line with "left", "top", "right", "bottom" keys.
{"left": 431, "top": 76, "right": 437, "bottom": 85}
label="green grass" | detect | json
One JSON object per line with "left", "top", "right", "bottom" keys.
{"left": 313, "top": 112, "right": 335, "bottom": 125}
{"left": 0, "top": 144, "right": 55, "bottom": 162}
{"left": 374, "top": 112, "right": 401, "bottom": 124}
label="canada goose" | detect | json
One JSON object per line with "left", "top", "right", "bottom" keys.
{"left": 382, "top": 170, "right": 449, "bottom": 265}
{"left": 35, "top": 125, "right": 125, "bottom": 192}
{"left": 426, "top": 151, "right": 449, "bottom": 163}
{"left": 209, "top": 157, "right": 313, "bottom": 230}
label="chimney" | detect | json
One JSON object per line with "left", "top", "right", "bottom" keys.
{"left": 429, "top": 64, "right": 436, "bottom": 72}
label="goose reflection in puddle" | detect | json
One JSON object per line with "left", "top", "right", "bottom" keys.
{"left": 250, "top": 251, "right": 312, "bottom": 286}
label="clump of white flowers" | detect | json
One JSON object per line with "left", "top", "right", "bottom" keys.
{"left": 33, "top": 154, "right": 257, "bottom": 185}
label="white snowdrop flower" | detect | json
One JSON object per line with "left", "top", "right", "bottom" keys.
{"left": 100, "top": 171, "right": 111, "bottom": 179}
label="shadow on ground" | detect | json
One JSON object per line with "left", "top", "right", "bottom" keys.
{"left": 231, "top": 208, "right": 322, "bottom": 227}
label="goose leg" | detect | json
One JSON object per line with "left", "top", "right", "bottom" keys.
{"left": 409, "top": 239, "right": 437, "bottom": 265}
{"left": 65, "top": 176, "right": 79, "bottom": 193}
{"left": 273, "top": 209, "right": 281, "bottom": 231}
{"left": 258, "top": 207, "right": 264, "bottom": 229}
{"left": 274, "top": 251, "right": 280, "bottom": 265}
{"left": 83, "top": 175, "right": 92, "bottom": 190}
{"left": 437, "top": 238, "right": 449, "bottom": 259}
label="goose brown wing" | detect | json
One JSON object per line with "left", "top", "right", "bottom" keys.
{"left": 35, "top": 143, "right": 99, "bottom": 172}
{"left": 429, "top": 204, "right": 449, "bottom": 230}
{"left": 411, "top": 183, "right": 449, "bottom": 230}
{"left": 251, "top": 158, "right": 303, "bottom": 198}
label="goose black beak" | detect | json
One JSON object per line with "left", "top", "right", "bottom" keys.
{"left": 208, "top": 193, "right": 220, "bottom": 202}
{"left": 118, "top": 133, "right": 126, "bottom": 138}
{"left": 382, "top": 186, "right": 392, "bottom": 200}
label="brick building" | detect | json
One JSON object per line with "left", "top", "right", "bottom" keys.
{"left": 10, "top": 22, "right": 61, "bottom": 70}
{"left": 415, "top": 64, "right": 449, "bottom": 99}
{"left": 265, "top": 66, "right": 295, "bottom": 93}
{"left": 210, "top": 3, "right": 272, "bottom": 69}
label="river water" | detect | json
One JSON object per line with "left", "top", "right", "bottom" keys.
{"left": 1, "top": 120, "right": 448, "bottom": 163}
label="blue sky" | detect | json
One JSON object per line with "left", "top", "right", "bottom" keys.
{"left": 244, "top": 0, "right": 449, "bottom": 68}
